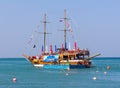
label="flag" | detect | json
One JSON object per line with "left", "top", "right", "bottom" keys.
{"left": 59, "top": 19, "right": 63, "bottom": 22}
{"left": 50, "top": 45, "right": 53, "bottom": 53}
{"left": 55, "top": 45, "right": 57, "bottom": 52}
{"left": 41, "top": 45, "right": 44, "bottom": 52}
{"left": 33, "top": 45, "right": 36, "bottom": 48}
{"left": 62, "top": 44, "right": 64, "bottom": 48}
{"left": 74, "top": 42, "right": 77, "bottom": 49}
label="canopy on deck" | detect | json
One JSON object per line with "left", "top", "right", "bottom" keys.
{"left": 43, "top": 54, "right": 59, "bottom": 62}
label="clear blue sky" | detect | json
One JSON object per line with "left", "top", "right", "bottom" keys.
{"left": 0, "top": 0, "right": 120, "bottom": 57}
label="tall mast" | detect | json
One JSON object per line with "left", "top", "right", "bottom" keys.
{"left": 39, "top": 14, "right": 50, "bottom": 53}
{"left": 64, "top": 9, "right": 67, "bottom": 50}
{"left": 44, "top": 14, "right": 47, "bottom": 53}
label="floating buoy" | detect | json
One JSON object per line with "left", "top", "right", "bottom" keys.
{"left": 66, "top": 73, "right": 69, "bottom": 76}
{"left": 12, "top": 77, "right": 17, "bottom": 83}
{"left": 93, "top": 77, "right": 97, "bottom": 80}
{"left": 107, "top": 66, "right": 110, "bottom": 70}
{"left": 104, "top": 71, "right": 107, "bottom": 75}
{"left": 96, "top": 70, "right": 99, "bottom": 73}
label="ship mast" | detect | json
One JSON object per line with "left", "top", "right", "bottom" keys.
{"left": 59, "top": 9, "right": 69, "bottom": 50}
{"left": 44, "top": 14, "right": 47, "bottom": 53}
{"left": 40, "top": 14, "right": 49, "bottom": 53}
{"left": 63, "top": 9, "right": 68, "bottom": 50}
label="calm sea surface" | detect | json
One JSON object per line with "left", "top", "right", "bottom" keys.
{"left": 0, "top": 57, "right": 120, "bottom": 88}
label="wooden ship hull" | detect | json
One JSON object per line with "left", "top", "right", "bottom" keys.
{"left": 23, "top": 51, "right": 100, "bottom": 70}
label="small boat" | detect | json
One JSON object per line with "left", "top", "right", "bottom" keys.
{"left": 23, "top": 10, "right": 100, "bottom": 70}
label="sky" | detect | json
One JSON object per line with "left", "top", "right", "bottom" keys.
{"left": 0, "top": 0, "right": 120, "bottom": 57}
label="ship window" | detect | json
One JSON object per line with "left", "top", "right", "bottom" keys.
{"left": 76, "top": 54, "right": 80, "bottom": 58}
{"left": 63, "top": 55, "right": 68, "bottom": 60}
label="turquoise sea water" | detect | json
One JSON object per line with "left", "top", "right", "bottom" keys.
{"left": 0, "top": 57, "right": 120, "bottom": 88}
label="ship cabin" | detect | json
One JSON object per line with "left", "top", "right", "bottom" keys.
{"left": 56, "top": 48, "right": 90, "bottom": 61}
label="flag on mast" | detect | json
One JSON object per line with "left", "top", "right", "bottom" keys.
{"left": 59, "top": 19, "right": 63, "bottom": 22}
{"left": 50, "top": 45, "right": 53, "bottom": 53}
{"left": 74, "top": 41, "right": 77, "bottom": 50}
{"left": 41, "top": 45, "right": 44, "bottom": 52}
{"left": 55, "top": 45, "right": 57, "bottom": 52}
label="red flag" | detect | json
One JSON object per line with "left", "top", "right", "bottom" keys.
{"left": 74, "top": 42, "right": 77, "bottom": 50}
{"left": 50, "top": 45, "right": 53, "bottom": 53}
{"left": 62, "top": 44, "right": 64, "bottom": 48}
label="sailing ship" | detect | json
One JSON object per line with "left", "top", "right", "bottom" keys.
{"left": 23, "top": 10, "right": 100, "bottom": 70}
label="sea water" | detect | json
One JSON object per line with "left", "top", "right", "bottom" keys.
{"left": 0, "top": 57, "right": 120, "bottom": 88}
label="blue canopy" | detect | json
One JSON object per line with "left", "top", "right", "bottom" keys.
{"left": 43, "top": 54, "right": 59, "bottom": 62}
